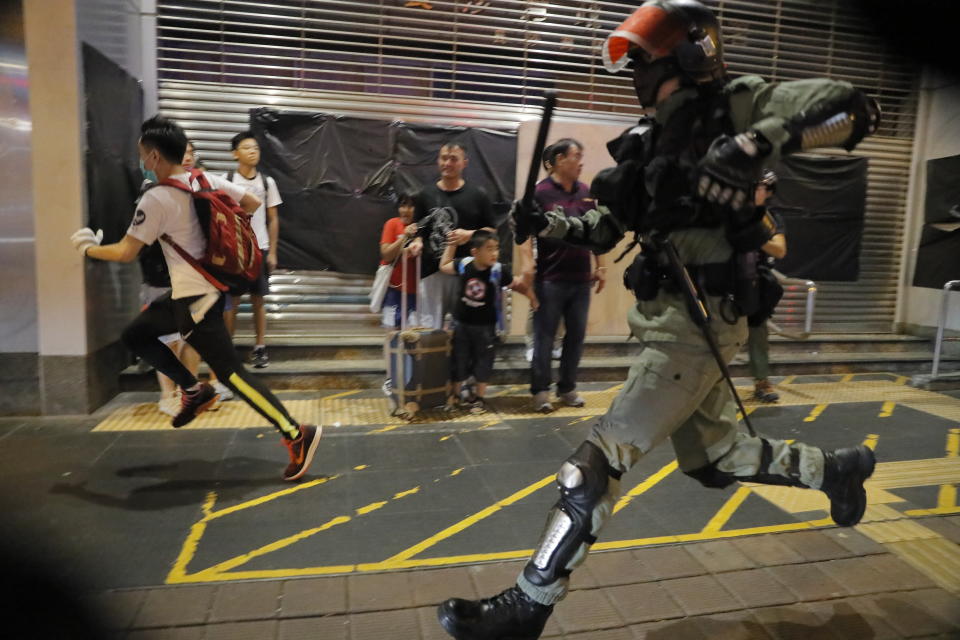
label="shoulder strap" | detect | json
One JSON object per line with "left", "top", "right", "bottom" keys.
{"left": 261, "top": 172, "right": 268, "bottom": 198}
{"left": 227, "top": 170, "right": 234, "bottom": 183}
{"left": 457, "top": 256, "right": 474, "bottom": 274}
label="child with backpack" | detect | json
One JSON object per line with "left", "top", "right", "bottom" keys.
{"left": 440, "top": 229, "right": 537, "bottom": 413}
{"left": 70, "top": 116, "right": 321, "bottom": 482}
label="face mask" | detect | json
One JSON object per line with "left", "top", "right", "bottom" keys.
{"left": 140, "top": 157, "right": 157, "bottom": 183}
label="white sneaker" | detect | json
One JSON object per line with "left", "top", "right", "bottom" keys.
{"left": 158, "top": 393, "right": 180, "bottom": 417}
{"left": 211, "top": 380, "right": 234, "bottom": 401}
{"left": 533, "top": 391, "right": 554, "bottom": 413}
{"left": 558, "top": 391, "right": 585, "bottom": 408}
{"left": 525, "top": 348, "right": 534, "bottom": 363}
{"left": 552, "top": 347, "right": 563, "bottom": 360}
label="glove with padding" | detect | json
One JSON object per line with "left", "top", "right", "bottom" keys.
{"left": 71, "top": 227, "right": 103, "bottom": 256}
{"left": 511, "top": 198, "right": 548, "bottom": 245}
{"left": 696, "top": 131, "right": 771, "bottom": 213}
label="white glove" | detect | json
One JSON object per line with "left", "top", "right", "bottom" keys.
{"left": 71, "top": 227, "right": 103, "bottom": 256}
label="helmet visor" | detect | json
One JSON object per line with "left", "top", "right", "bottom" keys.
{"left": 602, "top": 3, "right": 689, "bottom": 73}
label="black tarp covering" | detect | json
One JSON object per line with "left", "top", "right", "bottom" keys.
{"left": 82, "top": 43, "right": 143, "bottom": 242}
{"left": 913, "top": 225, "right": 960, "bottom": 289}
{"left": 250, "top": 109, "right": 517, "bottom": 275}
{"left": 924, "top": 154, "right": 960, "bottom": 224}
{"left": 768, "top": 154, "right": 868, "bottom": 282}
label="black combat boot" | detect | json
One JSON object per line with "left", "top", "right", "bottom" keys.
{"left": 437, "top": 585, "right": 554, "bottom": 640}
{"left": 821, "top": 445, "right": 876, "bottom": 527}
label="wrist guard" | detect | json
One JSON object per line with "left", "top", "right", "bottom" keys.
{"left": 783, "top": 90, "right": 880, "bottom": 153}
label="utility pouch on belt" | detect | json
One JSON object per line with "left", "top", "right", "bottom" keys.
{"left": 623, "top": 250, "right": 664, "bottom": 301}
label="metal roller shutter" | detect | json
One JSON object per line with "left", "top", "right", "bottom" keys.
{"left": 157, "top": 0, "right": 918, "bottom": 332}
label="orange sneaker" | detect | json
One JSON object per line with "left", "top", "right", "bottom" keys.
{"left": 172, "top": 383, "right": 219, "bottom": 428}
{"left": 281, "top": 425, "right": 322, "bottom": 481}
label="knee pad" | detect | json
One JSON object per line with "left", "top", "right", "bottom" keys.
{"left": 523, "top": 441, "right": 622, "bottom": 587}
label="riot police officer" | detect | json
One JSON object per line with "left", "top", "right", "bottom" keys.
{"left": 438, "top": 2, "right": 881, "bottom": 638}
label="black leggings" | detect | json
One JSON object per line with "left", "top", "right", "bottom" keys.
{"left": 122, "top": 293, "right": 300, "bottom": 439}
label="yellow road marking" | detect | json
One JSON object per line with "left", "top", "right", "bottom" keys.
{"left": 321, "top": 390, "right": 362, "bottom": 403}
{"left": 878, "top": 402, "right": 895, "bottom": 418}
{"left": 701, "top": 486, "right": 753, "bottom": 533}
{"left": 841, "top": 373, "right": 855, "bottom": 383}
{"left": 737, "top": 406, "right": 756, "bottom": 421}
{"left": 781, "top": 375, "right": 797, "bottom": 385}
{"left": 394, "top": 487, "right": 420, "bottom": 499}
{"left": 606, "top": 383, "right": 624, "bottom": 393}
{"left": 191, "top": 516, "right": 353, "bottom": 579}
{"left": 450, "top": 468, "right": 464, "bottom": 477}
{"left": 567, "top": 416, "right": 595, "bottom": 426}
{"left": 895, "top": 375, "right": 908, "bottom": 385}
{"left": 613, "top": 461, "right": 678, "bottom": 515}
{"left": 369, "top": 424, "right": 401, "bottom": 435}
{"left": 907, "top": 428, "right": 960, "bottom": 516}
{"left": 354, "top": 465, "right": 368, "bottom": 470}
{"left": 363, "top": 474, "right": 555, "bottom": 570}
{"left": 863, "top": 433, "right": 879, "bottom": 450}
{"left": 803, "top": 404, "right": 827, "bottom": 422}
{"left": 356, "top": 501, "right": 388, "bottom": 515}
{"left": 207, "top": 475, "right": 339, "bottom": 522}
{"left": 167, "top": 492, "right": 218, "bottom": 582}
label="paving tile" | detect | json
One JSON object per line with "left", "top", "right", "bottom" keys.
{"left": 915, "top": 516, "right": 960, "bottom": 545}
{"left": 768, "top": 563, "right": 848, "bottom": 601}
{"left": 716, "top": 569, "right": 797, "bottom": 608}
{"left": 280, "top": 576, "right": 348, "bottom": 617}
{"left": 631, "top": 618, "right": 707, "bottom": 639}
{"left": 868, "top": 553, "right": 938, "bottom": 590}
{"left": 278, "top": 615, "right": 349, "bottom": 640}
{"left": 125, "top": 627, "right": 205, "bottom": 640}
{"left": 753, "top": 603, "right": 845, "bottom": 640}
{"left": 552, "top": 588, "right": 624, "bottom": 634}
{"left": 909, "top": 587, "right": 960, "bottom": 629}
{"left": 816, "top": 557, "right": 892, "bottom": 596}
{"left": 690, "top": 610, "right": 772, "bottom": 640}
{"left": 349, "top": 608, "right": 420, "bottom": 640}
{"left": 632, "top": 545, "right": 706, "bottom": 580}
{"left": 568, "top": 563, "right": 601, "bottom": 589}
{"left": 684, "top": 540, "right": 756, "bottom": 574}
{"left": 821, "top": 528, "right": 885, "bottom": 556}
{"left": 660, "top": 575, "right": 742, "bottom": 616}
{"left": 209, "top": 580, "right": 281, "bottom": 622}
{"left": 858, "top": 591, "right": 959, "bottom": 637}
{"left": 564, "top": 626, "right": 635, "bottom": 639}
{"left": 347, "top": 572, "right": 414, "bottom": 612}
{"left": 91, "top": 590, "right": 146, "bottom": 630}
{"left": 409, "top": 567, "right": 477, "bottom": 607}
{"left": 780, "top": 530, "right": 852, "bottom": 562}
{"left": 467, "top": 561, "right": 525, "bottom": 596}
{"left": 731, "top": 535, "right": 804, "bottom": 567}
{"left": 605, "top": 581, "right": 684, "bottom": 624}
{"left": 204, "top": 620, "right": 277, "bottom": 640}
{"left": 416, "top": 606, "right": 452, "bottom": 640}
{"left": 583, "top": 550, "right": 658, "bottom": 587}
{"left": 803, "top": 598, "right": 900, "bottom": 640}
{"left": 132, "top": 586, "right": 216, "bottom": 628}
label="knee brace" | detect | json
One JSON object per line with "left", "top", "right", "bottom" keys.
{"left": 523, "top": 441, "right": 622, "bottom": 587}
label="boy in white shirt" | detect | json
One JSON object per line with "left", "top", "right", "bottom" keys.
{"left": 71, "top": 116, "right": 321, "bottom": 482}
{"left": 223, "top": 131, "right": 282, "bottom": 369}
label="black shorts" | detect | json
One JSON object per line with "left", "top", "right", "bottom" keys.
{"left": 453, "top": 322, "right": 497, "bottom": 383}
{"left": 234, "top": 261, "right": 270, "bottom": 297}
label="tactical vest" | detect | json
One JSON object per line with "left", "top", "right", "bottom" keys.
{"left": 591, "top": 83, "right": 738, "bottom": 235}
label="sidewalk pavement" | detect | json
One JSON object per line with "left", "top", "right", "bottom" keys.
{"left": 95, "top": 522, "right": 960, "bottom": 639}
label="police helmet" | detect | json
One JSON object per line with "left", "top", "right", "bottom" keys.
{"left": 603, "top": 1, "right": 726, "bottom": 106}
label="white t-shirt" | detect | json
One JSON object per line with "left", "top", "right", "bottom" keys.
{"left": 127, "top": 171, "right": 248, "bottom": 300}
{"left": 225, "top": 171, "right": 282, "bottom": 250}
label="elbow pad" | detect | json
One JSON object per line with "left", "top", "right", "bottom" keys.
{"left": 783, "top": 90, "right": 881, "bottom": 154}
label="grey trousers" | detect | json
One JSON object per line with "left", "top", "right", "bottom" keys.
{"left": 517, "top": 291, "right": 825, "bottom": 605}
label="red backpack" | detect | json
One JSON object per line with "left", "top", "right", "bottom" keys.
{"left": 158, "top": 169, "right": 263, "bottom": 292}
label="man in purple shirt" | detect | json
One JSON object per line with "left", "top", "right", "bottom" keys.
{"left": 521, "top": 138, "right": 607, "bottom": 412}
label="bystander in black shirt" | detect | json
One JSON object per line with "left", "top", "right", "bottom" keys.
{"left": 414, "top": 183, "right": 497, "bottom": 278}
{"left": 453, "top": 258, "right": 513, "bottom": 326}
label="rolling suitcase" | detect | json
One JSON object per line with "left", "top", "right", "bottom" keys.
{"left": 384, "top": 253, "right": 452, "bottom": 418}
